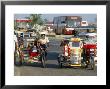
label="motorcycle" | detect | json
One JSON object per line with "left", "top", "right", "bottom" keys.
{"left": 83, "top": 44, "right": 97, "bottom": 70}
{"left": 14, "top": 41, "right": 46, "bottom": 68}
{"left": 58, "top": 37, "right": 83, "bottom": 68}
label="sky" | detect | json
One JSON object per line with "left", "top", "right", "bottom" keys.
{"left": 14, "top": 14, "right": 97, "bottom": 23}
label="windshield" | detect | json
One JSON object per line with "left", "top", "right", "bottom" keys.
{"left": 67, "top": 20, "right": 80, "bottom": 27}
{"left": 72, "top": 42, "right": 80, "bottom": 47}
{"left": 85, "top": 36, "right": 97, "bottom": 44}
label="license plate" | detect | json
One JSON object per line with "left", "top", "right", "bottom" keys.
{"left": 70, "top": 57, "right": 79, "bottom": 64}
{"left": 90, "top": 49, "right": 94, "bottom": 51}
{"left": 33, "top": 57, "right": 38, "bottom": 60}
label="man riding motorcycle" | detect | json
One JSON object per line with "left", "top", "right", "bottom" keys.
{"left": 38, "top": 33, "right": 49, "bottom": 58}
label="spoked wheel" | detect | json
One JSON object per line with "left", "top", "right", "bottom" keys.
{"left": 81, "top": 60, "right": 87, "bottom": 69}
{"left": 59, "top": 62, "right": 63, "bottom": 68}
{"left": 58, "top": 56, "right": 64, "bottom": 68}
{"left": 14, "top": 51, "right": 22, "bottom": 66}
{"left": 89, "top": 56, "right": 95, "bottom": 70}
{"left": 41, "top": 54, "right": 46, "bottom": 68}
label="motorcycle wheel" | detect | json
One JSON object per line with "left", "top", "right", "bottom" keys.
{"left": 14, "top": 52, "right": 22, "bottom": 66}
{"left": 89, "top": 56, "right": 95, "bottom": 70}
{"left": 58, "top": 56, "right": 63, "bottom": 68}
{"left": 59, "top": 62, "right": 63, "bottom": 68}
{"left": 41, "top": 55, "right": 46, "bottom": 68}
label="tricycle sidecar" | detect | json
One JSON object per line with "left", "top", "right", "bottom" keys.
{"left": 58, "top": 37, "right": 84, "bottom": 68}
{"left": 83, "top": 43, "right": 97, "bottom": 70}
{"left": 14, "top": 37, "right": 46, "bottom": 68}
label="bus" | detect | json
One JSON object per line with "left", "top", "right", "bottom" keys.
{"left": 53, "top": 16, "right": 82, "bottom": 35}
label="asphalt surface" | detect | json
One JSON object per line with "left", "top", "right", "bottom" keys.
{"left": 14, "top": 37, "right": 97, "bottom": 76}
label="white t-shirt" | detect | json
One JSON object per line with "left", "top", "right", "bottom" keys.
{"left": 38, "top": 37, "right": 49, "bottom": 44}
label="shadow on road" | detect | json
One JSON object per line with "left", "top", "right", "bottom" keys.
{"left": 19, "top": 62, "right": 59, "bottom": 69}
{"left": 46, "top": 51, "right": 59, "bottom": 60}
{"left": 46, "top": 51, "right": 59, "bottom": 68}
{"left": 46, "top": 63, "right": 58, "bottom": 68}
{"left": 22, "top": 62, "right": 42, "bottom": 67}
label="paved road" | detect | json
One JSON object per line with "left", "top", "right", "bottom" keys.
{"left": 14, "top": 38, "right": 97, "bottom": 76}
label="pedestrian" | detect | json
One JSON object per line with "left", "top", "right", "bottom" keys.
{"left": 74, "top": 29, "right": 78, "bottom": 37}
{"left": 14, "top": 32, "right": 18, "bottom": 52}
{"left": 17, "top": 33, "right": 24, "bottom": 48}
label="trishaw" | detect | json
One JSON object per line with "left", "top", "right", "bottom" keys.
{"left": 58, "top": 37, "right": 84, "bottom": 68}
{"left": 82, "top": 35, "right": 97, "bottom": 70}
{"left": 83, "top": 43, "right": 97, "bottom": 70}
{"left": 14, "top": 35, "right": 46, "bottom": 68}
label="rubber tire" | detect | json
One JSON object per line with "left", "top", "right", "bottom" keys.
{"left": 14, "top": 55, "right": 22, "bottom": 66}
{"left": 41, "top": 55, "right": 46, "bottom": 68}
{"left": 62, "top": 29, "right": 65, "bottom": 35}
{"left": 89, "top": 56, "right": 95, "bottom": 70}
{"left": 58, "top": 56, "right": 64, "bottom": 68}
{"left": 59, "top": 62, "right": 63, "bottom": 68}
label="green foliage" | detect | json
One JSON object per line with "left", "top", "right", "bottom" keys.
{"left": 43, "top": 18, "right": 48, "bottom": 24}
{"left": 25, "top": 14, "right": 44, "bottom": 27}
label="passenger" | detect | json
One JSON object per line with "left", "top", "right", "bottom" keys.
{"left": 74, "top": 30, "right": 79, "bottom": 37}
{"left": 32, "top": 45, "right": 37, "bottom": 52}
{"left": 14, "top": 32, "right": 18, "bottom": 52}
{"left": 36, "top": 41, "right": 41, "bottom": 52}
{"left": 81, "top": 41, "right": 87, "bottom": 63}
{"left": 60, "top": 40, "right": 65, "bottom": 47}
{"left": 34, "top": 38, "right": 39, "bottom": 47}
{"left": 17, "top": 33, "right": 24, "bottom": 48}
{"left": 34, "top": 38, "right": 41, "bottom": 53}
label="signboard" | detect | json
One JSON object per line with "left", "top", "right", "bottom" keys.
{"left": 71, "top": 17, "right": 78, "bottom": 19}
{"left": 16, "top": 19, "right": 32, "bottom": 22}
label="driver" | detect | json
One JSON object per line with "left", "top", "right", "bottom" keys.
{"left": 38, "top": 34, "right": 49, "bottom": 58}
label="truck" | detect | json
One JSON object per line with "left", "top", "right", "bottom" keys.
{"left": 53, "top": 16, "right": 82, "bottom": 35}
{"left": 81, "top": 21, "right": 88, "bottom": 26}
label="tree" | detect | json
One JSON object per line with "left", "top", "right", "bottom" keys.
{"left": 25, "top": 14, "right": 44, "bottom": 27}
{"left": 14, "top": 20, "right": 17, "bottom": 29}
{"left": 43, "top": 18, "right": 48, "bottom": 24}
